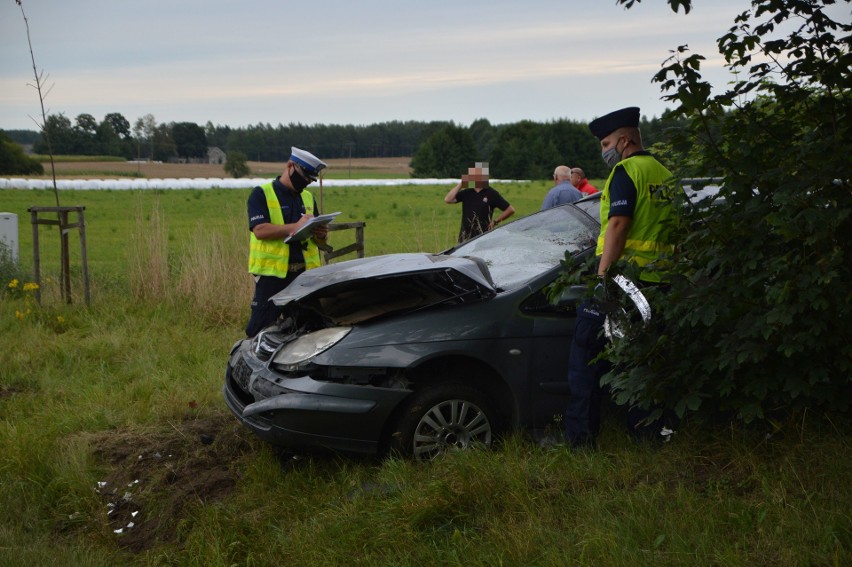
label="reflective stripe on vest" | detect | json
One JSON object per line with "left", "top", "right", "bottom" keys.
{"left": 596, "top": 154, "right": 675, "bottom": 282}
{"left": 248, "top": 182, "right": 321, "bottom": 277}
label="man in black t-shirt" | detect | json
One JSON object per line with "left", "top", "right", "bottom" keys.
{"left": 444, "top": 162, "right": 515, "bottom": 242}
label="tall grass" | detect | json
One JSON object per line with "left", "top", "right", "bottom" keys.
{"left": 173, "top": 218, "right": 252, "bottom": 327}
{"left": 127, "top": 196, "right": 251, "bottom": 326}
{"left": 128, "top": 197, "right": 169, "bottom": 302}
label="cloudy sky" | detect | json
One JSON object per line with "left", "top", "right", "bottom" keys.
{"left": 3, "top": 0, "right": 758, "bottom": 131}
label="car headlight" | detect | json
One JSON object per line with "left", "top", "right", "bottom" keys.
{"left": 271, "top": 327, "right": 351, "bottom": 370}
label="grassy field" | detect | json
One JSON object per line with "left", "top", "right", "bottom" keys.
{"left": 0, "top": 167, "right": 849, "bottom": 565}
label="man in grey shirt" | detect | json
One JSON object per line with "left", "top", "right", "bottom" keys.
{"left": 541, "top": 165, "right": 584, "bottom": 210}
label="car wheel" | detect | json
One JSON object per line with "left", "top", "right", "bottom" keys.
{"left": 388, "top": 382, "right": 495, "bottom": 460}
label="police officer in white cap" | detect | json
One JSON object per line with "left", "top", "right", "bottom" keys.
{"left": 245, "top": 147, "right": 328, "bottom": 337}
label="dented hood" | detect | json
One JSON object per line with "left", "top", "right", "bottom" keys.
{"left": 270, "top": 253, "right": 497, "bottom": 325}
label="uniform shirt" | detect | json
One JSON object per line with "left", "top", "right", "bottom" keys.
{"left": 455, "top": 185, "right": 511, "bottom": 241}
{"left": 247, "top": 176, "right": 318, "bottom": 266}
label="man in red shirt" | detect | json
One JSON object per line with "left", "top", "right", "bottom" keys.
{"left": 570, "top": 167, "right": 599, "bottom": 195}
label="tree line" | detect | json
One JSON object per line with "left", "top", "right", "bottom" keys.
{"left": 3, "top": 113, "right": 681, "bottom": 179}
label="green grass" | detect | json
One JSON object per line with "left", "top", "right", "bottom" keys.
{"left": 0, "top": 182, "right": 849, "bottom": 565}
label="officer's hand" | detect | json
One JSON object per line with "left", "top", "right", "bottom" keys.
{"left": 592, "top": 276, "right": 619, "bottom": 313}
{"left": 294, "top": 214, "right": 313, "bottom": 230}
{"left": 312, "top": 223, "right": 328, "bottom": 240}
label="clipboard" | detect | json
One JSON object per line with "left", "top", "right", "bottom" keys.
{"left": 284, "top": 212, "right": 342, "bottom": 243}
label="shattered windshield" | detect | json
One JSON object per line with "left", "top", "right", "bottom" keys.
{"left": 448, "top": 204, "right": 599, "bottom": 290}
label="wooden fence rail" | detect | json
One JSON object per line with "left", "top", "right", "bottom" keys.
{"left": 27, "top": 206, "right": 90, "bottom": 305}
{"left": 321, "top": 222, "right": 366, "bottom": 263}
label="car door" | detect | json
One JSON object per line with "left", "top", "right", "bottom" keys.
{"left": 520, "top": 279, "right": 580, "bottom": 429}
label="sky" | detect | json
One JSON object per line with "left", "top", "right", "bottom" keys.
{"left": 2, "top": 0, "right": 766, "bottom": 132}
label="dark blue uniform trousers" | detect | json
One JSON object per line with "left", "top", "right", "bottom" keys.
{"left": 245, "top": 268, "right": 304, "bottom": 337}
{"left": 563, "top": 299, "right": 610, "bottom": 446}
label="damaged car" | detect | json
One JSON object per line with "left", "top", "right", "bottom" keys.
{"left": 224, "top": 195, "right": 602, "bottom": 459}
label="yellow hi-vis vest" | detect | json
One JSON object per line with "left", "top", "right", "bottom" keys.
{"left": 597, "top": 154, "right": 676, "bottom": 283}
{"left": 248, "top": 182, "right": 322, "bottom": 277}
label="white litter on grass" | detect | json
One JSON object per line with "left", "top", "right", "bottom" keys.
{"left": 122, "top": 491, "right": 132, "bottom": 501}
{"left": 131, "top": 511, "right": 139, "bottom": 517}
{"left": 113, "top": 528, "right": 123, "bottom": 534}
{"left": 127, "top": 479, "right": 139, "bottom": 487}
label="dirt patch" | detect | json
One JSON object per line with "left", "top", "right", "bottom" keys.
{"left": 83, "top": 413, "right": 255, "bottom": 553}
{"left": 0, "top": 385, "right": 24, "bottom": 399}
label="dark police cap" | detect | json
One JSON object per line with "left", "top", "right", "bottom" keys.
{"left": 588, "top": 107, "right": 641, "bottom": 140}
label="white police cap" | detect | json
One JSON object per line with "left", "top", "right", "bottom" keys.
{"left": 290, "top": 147, "right": 327, "bottom": 180}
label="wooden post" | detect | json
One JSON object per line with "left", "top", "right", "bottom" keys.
{"left": 60, "top": 209, "right": 70, "bottom": 303}
{"left": 30, "top": 208, "right": 41, "bottom": 304}
{"left": 78, "top": 208, "right": 90, "bottom": 305}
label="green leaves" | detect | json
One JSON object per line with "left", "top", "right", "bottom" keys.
{"left": 616, "top": 0, "right": 693, "bottom": 14}
{"left": 598, "top": 0, "right": 852, "bottom": 426}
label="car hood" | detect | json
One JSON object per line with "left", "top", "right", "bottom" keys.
{"left": 271, "top": 253, "right": 497, "bottom": 326}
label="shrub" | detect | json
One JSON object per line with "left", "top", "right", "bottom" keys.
{"left": 224, "top": 151, "right": 250, "bottom": 178}
{"left": 0, "top": 130, "right": 44, "bottom": 175}
{"left": 598, "top": 0, "right": 852, "bottom": 423}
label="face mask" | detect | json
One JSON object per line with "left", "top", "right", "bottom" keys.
{"left": 601, "top": 139, "right": 623, "bottom": 169}
{"left": 289, "top": 167, "right": 310, "bottom": 192}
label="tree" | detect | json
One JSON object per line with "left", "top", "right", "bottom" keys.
{"left": 133, "top": 114, "right": 157, "bottom": 160}
{"left": 171, "top": 122, "right": 207, "bottom": 159}
{"left": 152, "top": 123, "right": 176, "bottom": 162}
{"left": 411, "top": 124, "right": 477, "bottom": 178}
{"left": 104, "top": 112, "right": 131, "bottom": 140}
{"left": 591, "top": 0, "right": 851, "bottom": 423}
{"left": 95, "top": 120, "right": 122, "bottom": 157}
{"left": 33, "top": 113, "right": 74, "bottom": 155}
{"left": 0, "top": 130, "right": 43, "bottom": 175}
{"left": 73, "top": 113, "right": 98, "bottom": 154}
{"left": 468, "top": 118, "right": 498, "bottom": 162}
{"left": 489, "top": 121, "right": 562, "bottom": 179}
{"left": 224, "top": 151, "right": 250, "bottom": 178}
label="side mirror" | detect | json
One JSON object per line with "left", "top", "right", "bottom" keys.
{"left": 555, "top": 285, "right": 587, "bottom": 307}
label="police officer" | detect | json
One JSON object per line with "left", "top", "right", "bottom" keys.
{"left": 562, "top": 106, "right": 676, "bottom": 447}
{"left": 245, "top": 147, "right": 328, "bottom": 337}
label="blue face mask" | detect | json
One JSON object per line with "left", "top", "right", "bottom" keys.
{"left": 601, "top": 145, "right": 621, "bottom": 169}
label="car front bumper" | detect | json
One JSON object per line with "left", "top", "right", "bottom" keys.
{"left": 223, "top": 344, "right": 412, "bottom": 455}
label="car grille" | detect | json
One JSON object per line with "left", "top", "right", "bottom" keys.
{"left": 254, "top": 331, "right": 291, "bottom": 361}
{"left": 232, "top": 357, "right": 252, "bottom": 393}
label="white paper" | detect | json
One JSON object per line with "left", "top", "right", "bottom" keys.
{"left": 284, "top": 212, "right": 342, "bottom": 243}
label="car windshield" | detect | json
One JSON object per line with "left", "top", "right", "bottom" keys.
{"left": 448, "top": 204, "right": 599, "bottom": 290}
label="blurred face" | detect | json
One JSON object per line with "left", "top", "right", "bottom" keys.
{"left": 467, "top": 167, "right": 488, "bottom": 188}
{"left": 570, "top": 170, "right": 582, "bottom": 186}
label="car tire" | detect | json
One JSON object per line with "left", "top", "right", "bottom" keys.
{"left": 387, "top": 382, "right": 496, "bottom": 460}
